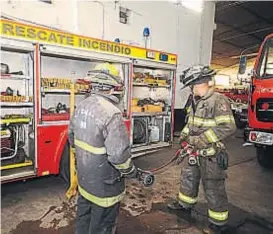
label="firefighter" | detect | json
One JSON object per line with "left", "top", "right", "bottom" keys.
{"left": 168, "top": 65, "right": 237, "bottom": 234}
{"left": 68, "top": 63, "right": 138, "bottom": 234}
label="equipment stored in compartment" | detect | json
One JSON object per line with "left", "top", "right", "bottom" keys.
{"left": 131, "top": 66, "right": 174, "bottom": 150}
{"left": 149, "top": 125, "right": 160, "bottom": 142}
{"left": 133, "top": 117, "right": 149, "bottom": 145}
{"left": 0, "top": 123, "right": 27, "bottom": 165}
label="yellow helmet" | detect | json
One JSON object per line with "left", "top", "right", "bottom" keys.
{"left": 93, "top": 63, "right": 120, "bottom": 77}
{"left": 85, "top": 63, "right": 123, "bottom": 93}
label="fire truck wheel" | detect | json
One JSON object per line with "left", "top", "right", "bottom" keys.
{"left": 257, "top": 147, "right": 273, "bottom": 169}
{"left": 234, "top": 114, "right": 246, "bottom": 129}
{"left": 59, "top": 143, "right": 70, "bottom": 188}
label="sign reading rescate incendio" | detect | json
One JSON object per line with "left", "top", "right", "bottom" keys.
{"left": 0, "top": 19, "right": 177, "bottom": 65}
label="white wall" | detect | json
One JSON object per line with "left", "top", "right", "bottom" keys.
{"left": 1, "top": 0, "right": 215, "bottom": 108}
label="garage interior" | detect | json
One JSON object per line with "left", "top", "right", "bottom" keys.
{"left": 1, "top": 1, "right": 273, "bottom": 234}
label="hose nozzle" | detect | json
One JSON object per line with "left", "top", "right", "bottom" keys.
{"left": 136, "top": 168, "right": 155, "bottom": 187}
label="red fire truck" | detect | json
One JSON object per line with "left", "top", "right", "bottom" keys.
{"left": 0, "top": 19, "right": 177, "bottom": 184}
{"left": 239, "top": 33, "right": 273, "bottom": 168}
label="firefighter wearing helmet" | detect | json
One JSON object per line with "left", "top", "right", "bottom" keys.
{"left": 168, "top": 65, "right": 236, "bottom": 234}
{"left": 68, "top": 62, "right": 137, "bottom": 234}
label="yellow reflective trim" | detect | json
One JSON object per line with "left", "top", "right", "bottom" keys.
{"left": 75, "top": 139, "right": 106, "bottom": 155}
{"left": 186, "top": 107, "right": 191, "bottom": 114}
{"left": 78, "top": 185, "right": 125, "bottom": 208}
{"left": 206, "top": 147, "right": 216, "bottom": 156}
{"left": 0, "top": 160, "right": 33, "bottom": 170}
{"left": 0, "top": 129, "right": 10, "bottom": 136}
{"left": 181, "top": 125, "right": 190, "bottom": 135}
{"left": 178, "top": 192, "right": 197, "bottom": 204}
{"left": 199, "top": 147, "right": 216, "bottom": 156}
{"left": 215, "top": 115, "right": 235, "bottom": 124}
{"left": 0, "top": 118, "right": 30, "bottom": 124}
{"left": 208, "top": 210, "right": 229, "bottom": 221}
{"left": 114, "top": 158, "right": 132, "bottom": 170}
{"left": 188, "top": 116, "right": 217, "bottom": 127}
{"left": 204, "top": 129, "right": 219, "bottom": 143}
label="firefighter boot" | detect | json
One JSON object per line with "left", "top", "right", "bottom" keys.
{"left": 203, "top": 223, "right": 229, "bottom": 234}
{"left": 167, "top": 200, "right": 192, "bottom": 214}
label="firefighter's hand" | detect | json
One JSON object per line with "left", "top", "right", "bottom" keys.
{"left": 175, "top": 149, "right": 184, "bottom": 165}
{"left": 176, "top": 141, "right": 196, "bottom": 165}
{"left": 175, "top": 147, "right": 188, "bottom": 165}
{"left": 216, "top": 150, "right": 229, "bottom": 170}
{"left": 179, "top": 133, "right": 188, "bottom": 144}
{"left": 188, "top": 136, "right": 207, "bottom": 149}
{"left": 122, "top": 166, "right": 138, "bottom": 179}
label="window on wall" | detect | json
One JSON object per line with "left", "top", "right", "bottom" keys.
{"left": 119, "top": 7, "right": 130, "bottom": 24}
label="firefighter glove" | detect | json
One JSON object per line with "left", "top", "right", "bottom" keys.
{"left": 176, "top": 149, "right": 185, "bottom": 165}
{"left": 176, "top": 142, "right": 194, "bottom": 165}
{"left": 216, "top": 150, "right": 229, "bottom": 170}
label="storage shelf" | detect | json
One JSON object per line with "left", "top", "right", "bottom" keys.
{"left": 42, "top": 88, "right": 87, "bottom": 95}
{"left": 0, "top": 102, "right": 33, "bottom": 107}
{"left": 132, "top": 112, "right": 168, "bottom": 117}
{"left": 1, "top": 160, "right": 33, "bottom": 171}
{"left": 133, "top": 82, "right": 170, "bottom": 88}
{"left": 0, "top": 74, "right": 31, "bottom": 80}
{"left": 40, "top": 120, "right": 70, "bottom": 125}
{"left": 0, "top": 118, "right": 31, "bottom": 124}
{"left": 42, "top": 88, "right": 71, "bottom": 93}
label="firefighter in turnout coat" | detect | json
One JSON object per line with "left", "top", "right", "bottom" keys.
{"left": 168, "top": 66, "right": 237, "bottom": 234}
{"left": 68, "top": 63, "right": 137, "bottom": 234}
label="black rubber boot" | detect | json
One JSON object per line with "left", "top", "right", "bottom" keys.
{"left": 203, "top": 223, "right": 228, "bottom": 234}
{"left": 167, "top": 200, "right": 192, "bottom": 213}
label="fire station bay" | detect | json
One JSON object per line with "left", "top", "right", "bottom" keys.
{"left": 1, "top": 1, "right": 273, "bottom": 234}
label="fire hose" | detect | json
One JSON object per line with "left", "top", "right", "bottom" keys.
{"left": 145, "top": 141, "right": 199, "bottom": 174}
{"left": 106, "top": 143, "right": 197, "bottom": 187}
{"left": 104, "top": 168, "right": 155, "bottom": 187}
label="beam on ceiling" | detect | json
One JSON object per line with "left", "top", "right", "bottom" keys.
{"left": 212, "top": 42, "right": 259, "bottom": 60}
{"left": 239, "top": 4, "right": 273, "bottom": 26}
{"left": 211, "top": 62, "right": 226, "bottom": 66}
{"left": 216, "top": 1, "right": 247, "bottom": 12}
{"left": 214, "top": 39, "right": 246, "bottom": 49}
{"left": 215, "top": 20, "right": 263, "bottom": 42}
{"left": 211, "top": 62, "right": 239, "bottom": 69}
{"left": 213, "top": 52, "right": 223, "bottom": 56}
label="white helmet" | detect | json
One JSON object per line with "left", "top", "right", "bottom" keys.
{"left": 180, "top": 65, "right": 216, "bottom": 87}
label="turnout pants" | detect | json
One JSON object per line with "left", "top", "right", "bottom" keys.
{"left": 76, "top": 194, "right": 120, "bottom": 234}
{"left": 179, "top": 156, "right": 228, "bottom": 226}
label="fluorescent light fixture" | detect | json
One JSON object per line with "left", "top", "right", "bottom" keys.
{"left": 182, "top": 0, "right": 203, "bottom": 12}
{"left": 215, "top": 74, "right": 230, "bottom": 86}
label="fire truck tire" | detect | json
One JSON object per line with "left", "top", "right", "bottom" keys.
{"left": 234, "top": 114, "right": 246, "bottom": 129}
{"left": 257, "top": 147, "right": 273, "bottom": 169}
{"left": 59, "top": 143, "right": 70, "bottom": 188}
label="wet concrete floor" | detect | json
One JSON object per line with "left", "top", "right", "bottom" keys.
{"left": 2, "top": 130, "right": 273, "bottom": 234}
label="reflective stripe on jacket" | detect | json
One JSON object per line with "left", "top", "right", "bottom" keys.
{"left": 68, "top": 92, "right": 134, "bottom": 207}
{"left": 180, "top": 89, "right": 236, "bottom": 152}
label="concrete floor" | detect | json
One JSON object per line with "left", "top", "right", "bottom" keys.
{"left": 2, "top": 130, "right": 273, "bottom": 234}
